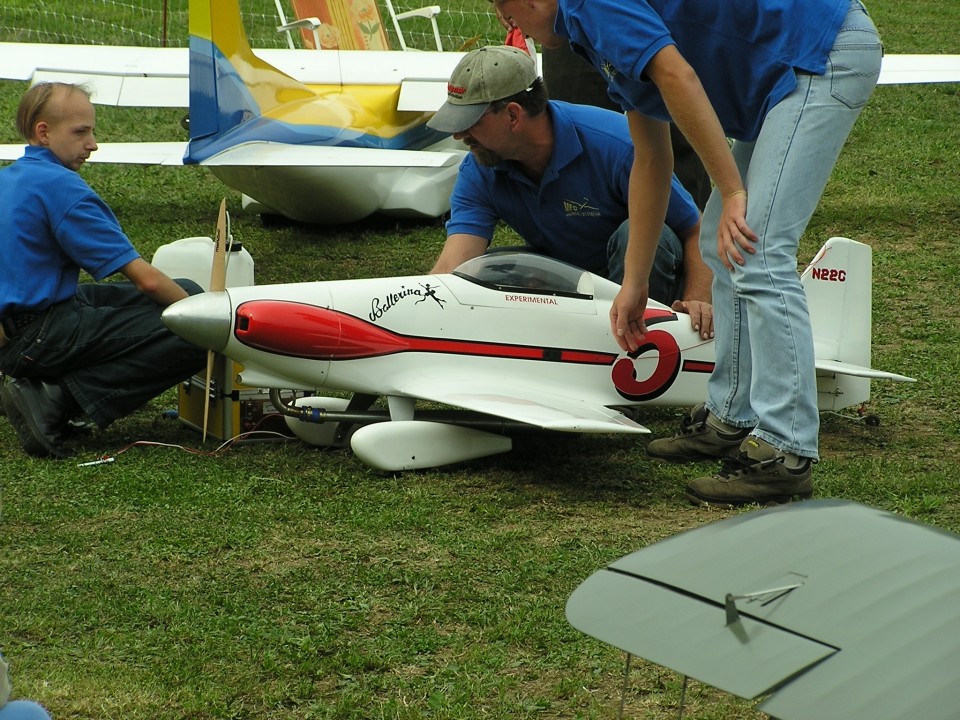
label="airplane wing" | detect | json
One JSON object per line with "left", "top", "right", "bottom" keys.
{"left": 397, "top": 374, "right": 651, "bottom": 434}
{"left": 0, "top": 142, "right": 189, "bottom": 164}
{"left": 0, "top": 42, "right": 466, "bottom": 110}
{"left": 0, "top": 43, "right": 189, "bottom": 106}
{"left": 878, "top": 53, "right": 960, "bottom": 84}
{"left": 567, "top": 499, "right": 960, "bottom": 720}
{"left": 815, "top": 358, "right": 915, "bottom": 383}
{"left": 0, "top": 141, "right": 463, "bottom": 169}
{"left": 2, "top": 41, "right": 956, "bottom": 106}
{"left": 199, "top": 141, "right": 463, "bottom": 168}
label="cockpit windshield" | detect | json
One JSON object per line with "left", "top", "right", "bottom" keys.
{"left": 453, "top": 252, "right": 593, "bottom": 298}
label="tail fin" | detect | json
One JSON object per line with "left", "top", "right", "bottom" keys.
{"left": 186, "top": 0, "right": 314, "bottom": 161}
{"left": 802, "top": 236, "right": 913, "bottom": 412}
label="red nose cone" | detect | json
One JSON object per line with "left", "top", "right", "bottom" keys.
{"left": 235, "top": 301, "right": 410, "bottom": 359}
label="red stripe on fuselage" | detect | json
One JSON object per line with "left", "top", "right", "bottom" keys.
{"left": 234, "top": 300, "right": 618, "bottom": 365}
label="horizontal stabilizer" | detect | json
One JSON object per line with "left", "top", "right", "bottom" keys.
{"left": 815, "top": 359, "right": 915, "bottom": 383}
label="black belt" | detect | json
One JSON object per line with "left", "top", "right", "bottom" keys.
{"left": 0, "top": 309, "right": 45, "bottom": 338}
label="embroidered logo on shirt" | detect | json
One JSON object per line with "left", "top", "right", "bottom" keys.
{"left": 563, "top": 197, "right": 601, "bottom": 217}
{"left": 600, "top": 60, "right": 618, "bottom": 82}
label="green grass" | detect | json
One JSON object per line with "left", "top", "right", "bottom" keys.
{"left": 0, "top": 0, "right": 503, "bottom": 51}
{"left": 2, "top": 1, "right": 960, "bottom": 718}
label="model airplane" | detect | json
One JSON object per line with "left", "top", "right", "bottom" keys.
{"left": 160, "top": 236, "right": 913, "bottom": 471}
{"left": 566, "top": 499, "right": 960, "bottom": 719}
{"left": 0, "top": 0, "right": 470, "bottom": 224}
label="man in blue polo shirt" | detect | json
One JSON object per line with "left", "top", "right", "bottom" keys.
{"left": 493, "top": 0, "right": 882, "bottom": 506}
{"left": 0, "top": 82, "right": 206, "bottom": 458}
{"left": 428, "top": 46, "right": 713, "bottom": 339}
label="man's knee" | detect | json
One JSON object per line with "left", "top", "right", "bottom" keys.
{"left": 175, "top": 278, "right": 205, "bottom": 296}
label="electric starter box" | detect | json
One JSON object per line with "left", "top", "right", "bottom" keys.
{"left": 177, "top": 354, "right": 293, "bottom": 442}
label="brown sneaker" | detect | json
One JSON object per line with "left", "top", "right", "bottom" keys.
{"left": 684, "top": 436, "right": 813, "bottom": 508}
{"left": 646, "top": 403, "right": 751, "bottom": 463}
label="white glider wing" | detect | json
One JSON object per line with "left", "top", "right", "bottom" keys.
{"left": 0, "top": 42, "right": 466, "bottom": 110}
{"left": 0, "top": 141, "right": 189, "bottom": 164}
{"left": 398, "top": 375, "right": 650, "bottom": 434}
{"left": 0, "top": 141, "right": 463, "bottom": 169}
{"left": 878, "top": 54, "right": 960, "bottom": 85}
{"left": 2, "top": 41, "right": 956, "bottom": 108}
{"left": 0, "top": 43, "right": 189, "bottom": 106}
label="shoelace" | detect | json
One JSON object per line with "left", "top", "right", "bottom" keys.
{"left": 679, "top": 411, "right": 708, "bottom": 435}
{"left": 717, "top": 453, "right": 781, "bottom": 479}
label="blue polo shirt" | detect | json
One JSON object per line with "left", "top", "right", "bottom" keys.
{"left": 446, "top": 100, "right": 699, "bottom": 275}
{"left": 0, "top": 146, "right": 139, "bottom": 318}
{"left": 555, "top": 0, "right": 849, "bottom": 141}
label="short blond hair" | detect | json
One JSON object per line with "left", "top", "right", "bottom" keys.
{"left": 15, "top": 82, "right": 92, "bottom": 141}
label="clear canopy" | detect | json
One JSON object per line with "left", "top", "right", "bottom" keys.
{"left": 453, "top": 252, "right": 592, "bottom": 297}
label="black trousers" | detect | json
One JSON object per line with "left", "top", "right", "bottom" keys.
{"left": 0, "top": 280, "right": 207, "bottom": 427}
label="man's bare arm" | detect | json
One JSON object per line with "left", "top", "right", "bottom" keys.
{"left": 119, "top": 258, "right": 191, "bottom": 307}
{"left": 430, "top": 234, "right": 489, "bottom": 273}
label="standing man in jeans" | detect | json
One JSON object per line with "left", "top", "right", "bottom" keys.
{"left": 493, "top": 0, "right": 882, "bottom": 506}
{"left": 0, "top": 82, "right": 206, "bottom": 458}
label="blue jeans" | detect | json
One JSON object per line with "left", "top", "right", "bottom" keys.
{"left": 607, "top": 220, "right": 684, "bottom": 304}
{"left": 0, "top": 280, "right": 207, "bottom": 427}
{"left": 699, "top": 0, "right": 881, "bottom": 459}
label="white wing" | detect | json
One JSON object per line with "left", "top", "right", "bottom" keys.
{"left": 0, "top": 42, "right": 468, "bottom": 109}
{"left": 878, "top": 54, "right": 960, "bottom": 85}
{"left": 0, "top": 141, "right": 463, "bottom": 169}
{"left": 398, "top": 375, "right": 650, "bottom": 434}
{"left": 0, "top": 142, "right": 186, "bottom": 163}
{"left": 0, "top": 43, "right": 189, "bottom": 106}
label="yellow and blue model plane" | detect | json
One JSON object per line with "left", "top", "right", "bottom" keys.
{"left": 1, "top": 1, "right": 958, "bottom": 224}
{"left": 0, "top": 0, "right": 470, "bottom": 224}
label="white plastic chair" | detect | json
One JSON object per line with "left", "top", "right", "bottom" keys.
{"left": 274, "top": 0, "right": 443, "bottom": 51}
{"left": 383, "top": 0, "right": 443, "bottom": 51}
{"left": 274, "top": 0, "right": 321, "bottom": 49}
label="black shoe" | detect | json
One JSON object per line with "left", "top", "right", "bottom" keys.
{"left": 1, "top": 378, "right": 75, "bottom": 458}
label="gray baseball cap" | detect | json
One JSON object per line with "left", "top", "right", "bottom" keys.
{"left": 427, "top": 45, "right": 538, "bottom": 133}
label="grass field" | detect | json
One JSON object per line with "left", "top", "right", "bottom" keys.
{"left": 1, "top": 2, "right": 959, "bottom": 718}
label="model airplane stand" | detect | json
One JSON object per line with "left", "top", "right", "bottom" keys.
{"left": 566, "top": 500, "right": 960, "bottom": 720}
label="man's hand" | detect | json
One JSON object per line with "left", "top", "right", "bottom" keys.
{"left": 610, "top": 283, "right": 649, "bottom": 353}
{"left": 671, "top": 299, "right": 714, "bottom": 340}
{"left": 717, "top": 190, "right": 758, "bottom": 270}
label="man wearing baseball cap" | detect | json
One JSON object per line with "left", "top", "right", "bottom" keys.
{"left": 428, "top": 46, "right": 714, "bottom": 339}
